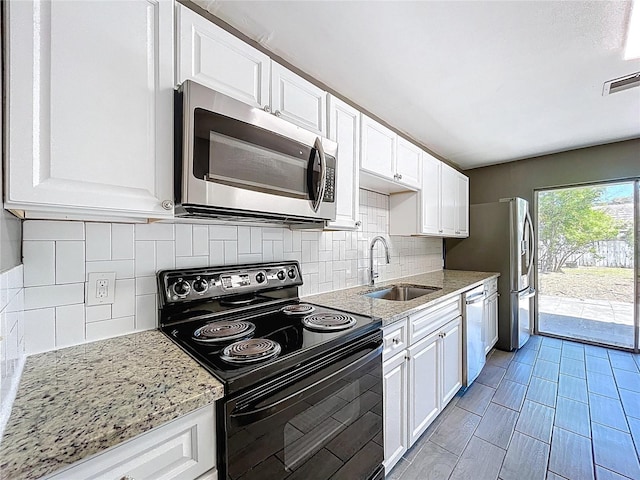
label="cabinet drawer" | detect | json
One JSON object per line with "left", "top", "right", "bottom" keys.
{"left": 409, "top": 296, "right": 461, "bottom": 344}
{"left": 383, "top": 319, "right": 408, "bottom": 361}
{"left": 46, "top": 404, "right": 215, "bottom": 480}
{"left": 485, "top": 278, "right": 498, "bottom": 296}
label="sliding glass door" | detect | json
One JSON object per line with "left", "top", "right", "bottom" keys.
{"left": 535, "top": 180, "right": 639, "bottom": 351}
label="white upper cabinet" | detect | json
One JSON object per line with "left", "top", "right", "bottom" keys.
{"left": 5, "top": 0, "right": 174, "bottom": 221}
{"left": 271, "top": 63, "right": 327, "bottom": 136}
{"left": 389, "top": 151, "right": 469, "bottom": 238}
{"left": 360, "top": 115, "right": 421, "bottom": 194}
{"left": 176, "top": 5, "right": 326, "bottom": 136}
{"left": 326, "top": 96, "right": 360, "bottom": 230}
{"left": 176, "top": 3, "right": 270, "bottom": 109}
{"left": 395, "top": 138, "right": 422, "bottom": 189}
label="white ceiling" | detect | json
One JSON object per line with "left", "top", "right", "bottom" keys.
{"left": 197, "top": 1, "right": 640, "bottom": 169}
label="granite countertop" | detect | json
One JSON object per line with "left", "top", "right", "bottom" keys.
{"left": 303, "top": 269, "right": 499, "bottom": 325}
{"left": 0, "top": 330, "right": 224, "bottom": 480}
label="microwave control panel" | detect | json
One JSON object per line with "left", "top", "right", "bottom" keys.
{"left": 323, "top": 166, "right": 335, "bottom": 203}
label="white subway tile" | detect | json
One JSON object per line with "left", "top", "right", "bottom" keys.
{"left": 224, "top": 241, "right": 238, "bottom": 265}
{"left": 135, "top": 223, "right": 174, "bottom": 241}
{"left": 282, "top": 229, "right": 292, "bottom": 253}
{"left": 291, "top": 231, "right": 302, "bottom": 252}
{"left": 85, "top": 304, "right": 112, "bottom": 323}
{"left": 250, "top": 227, "right": 262, "bottom": 253}
{"left": 135, "top": 276, "right": 157, "bottom": 296}
{"left": 56, "top": 241, "right": 85, "bottom": 284}
{"left": 209, "top": 225, "right": 237, "bottom": 240}
{"left": 23, "top": 220, "right": 84, "bottom": 241}
{"left": 111, "top": 279, "right": 135, "bottom": 318}
{"left": 85, "top": 223, "right": 111, "bottom": 261}
{"left": 86, "top": 260, "right": 134, "bottom": 280}
{"left": 192, "top": 225, "right": 209, "bottom": 256}
{"left": 175, "top": 224, "right": 193, "bottom": 257}
{"left": 209, "top": 241, "right": 225, "bottom": 266}
{"left": 301, "top": 262, "right": 319, "bottom": 274}
{"left": 262, "top": 241, "right": 274, "bottom": 262}
{"left": 156, "top": 241, "right": 175, "bottom": 271}
{"left": 8, "top": 265, "right": 23, "bottom": 290}
{"left": 273, "top": 240, "right": 284, "bottom": 260}
{"left": 237, "top": 253, "right": 262, "bottom": 263}
{"left": 111, "top": 224, "right": 135, "bottom": 260}
{"left": 85, "top": 316, "right": 134, "bottom": 342}
{"left": 55, "top": 304, "right": 85, "bottom": 348}
{"left": 135, "top": 294, "right": 157, "bottom": 331}
{"left": 24, "top": 284, "right": 84, "bottom": 310}
{"left": 23, "top": 241, "right": 55, "bottom": 287}
{"left": 263, "top": 228, "right": 284, "bottom": 241}
{"left": 24, "top": 308, "right": 56, "bottom": 355}
{"left": 134, "top": 241, "right": 156, "bottom": 277}
{"left": 175, "top": 256, "right": 209, "bottom": 268}
{"left": 238, "top": 226, "right": 252, "bottom": 254}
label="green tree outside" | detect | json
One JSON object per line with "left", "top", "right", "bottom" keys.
{"left": 538, "top": 187, "right": 620, "bottom": 273}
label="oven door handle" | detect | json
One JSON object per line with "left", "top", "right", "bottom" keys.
{"left": 232, "top": 343, "right": 381, "bottom": 424}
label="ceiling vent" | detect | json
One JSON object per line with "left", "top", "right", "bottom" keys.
{"left": 603, "top": 72, "right": 640, "bottom": 95}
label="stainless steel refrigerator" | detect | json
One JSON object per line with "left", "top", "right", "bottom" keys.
{"left": 446, "top": 197, "right": 536, "bottom": 351}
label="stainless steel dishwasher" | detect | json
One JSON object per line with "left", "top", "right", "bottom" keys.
{"left": 462, "top": 285, "right": 486, "bottom": 387}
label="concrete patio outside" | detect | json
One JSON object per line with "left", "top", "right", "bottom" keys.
{"left": 538, "top": 294, "right": 636, "bottom": 348}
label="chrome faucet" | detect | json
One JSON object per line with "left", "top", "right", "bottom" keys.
{"left": 369, "top": 236, "right": 391, "bottom": 286}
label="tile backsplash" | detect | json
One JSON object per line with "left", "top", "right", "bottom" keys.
{"left": 21, "top": 190, "right": 443, "bottom": 354}
{"left": 0, "top": 264, "right": 25, "bottom": 438}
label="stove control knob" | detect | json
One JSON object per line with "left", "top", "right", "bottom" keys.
{"left": 173, "top": 280, "right": 191, "bottom": 297}
{"left": 277, "top": 270, "right": 286, "bottom": 281}
{"left": 287, "top": 268, "right": 297, "bottom": 279}
{"left": 193, "top": 278, "right": 208, "bottom": 294}
{"left": 255, "top": 272, "right": 266, "bottom": 283}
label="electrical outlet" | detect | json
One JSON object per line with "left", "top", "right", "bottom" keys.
{"left": 87, "top": 272, "right": 116, "bottom": 306}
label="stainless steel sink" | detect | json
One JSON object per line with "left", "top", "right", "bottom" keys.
{"left": 363, "top": 284, "right": 442, "bottom": 301}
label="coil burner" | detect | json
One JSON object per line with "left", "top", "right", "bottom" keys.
{"left": 280, "top": 304, "right": 316, "bottom": 316}
{"left": 302, "top": 313, "right": 357, "bottom": 332}
{"left": 193, "top": 321, "right": 256, "bottom": 343}
{"left": 220, "top": 338, "right": 282, "bottom": 364}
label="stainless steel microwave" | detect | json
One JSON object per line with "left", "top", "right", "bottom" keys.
{"left": 175, "top": 80, "right": 338, "bottom": 224}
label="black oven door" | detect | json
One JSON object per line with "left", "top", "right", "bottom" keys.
{"left": 220, "top": 333, "right": 384, "bottom": 480}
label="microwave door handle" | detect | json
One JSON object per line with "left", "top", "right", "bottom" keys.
{"left": 310, "top": 137, "right": 327, "bottom": 213}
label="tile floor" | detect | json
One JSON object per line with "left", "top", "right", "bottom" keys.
{"left": 387, "top": 335, "right": 640, "bottom": 480}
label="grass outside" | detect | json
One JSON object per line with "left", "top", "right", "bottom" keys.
{"left": 538, "top": 267, "right": 635, "bottom": 303}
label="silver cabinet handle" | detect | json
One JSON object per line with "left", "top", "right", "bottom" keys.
{"left": 121, "top": 476, "right": 135, "bottom": 480}
{"left": 397, "top": 174, "right": 403, "bottom": 180}
{"left": 439, "top": 229, "right": 443, "bottom": 233}
{"left": 355, "top": 221, "right": 362, "bottom": 227}
{"left": 263, "top": 105, "right": 271, "bottom": 112}
{"left": 274, "top": 110, "right": 282, "bottom": 117}
{"left": 161, "top": 200, "right": 173, "bottom": 210}
{"left": 392, "top": 338, "right": 400, "bottom": 345}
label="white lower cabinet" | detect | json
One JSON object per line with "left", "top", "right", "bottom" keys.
{"left": 383, "top": 350, "right": 408, "bottom": 471}
{"left": 484, "top": 278, "right": 499, "bottom": 354}
{"left": 382, "top": 299, "right": 463, "bottom": 473}
{"left": 46, "top": 404, "right": 216, "bottom": 480}
{"left": 407, "top": 331, "right": 439, "bottom": 445}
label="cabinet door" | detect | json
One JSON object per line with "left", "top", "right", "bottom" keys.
{"left": 270, "top": 62, "right": 327, "bottom": 136}
{"left": 420, "top": 153, "right": 442, "bottom": 235}
{"left": 485, "top": 293, "right": 499, "bottom": 354}
{"left": 176, "top": 4, "right": 270, "bottom": 109}
{"left": 6, "top": 0, "right": 174, "bottom": 220}
{"left": 440, "top": 317, "right": 462, "bottom": 406}
{"left": 326, "top": 96, "right": 360, "bottom": 230}
{"left": 383, "top": 352, "right": 408, "bottom": 472}
{"left": 440, "top": 163, "right": 458, "bottom": 236}
{"left": 455, "top": 172, "right": 469, "bottom": 237}
{"left": 407, "top": 331, "right": 440, "bottom": 446}
{"left": 395, "top": 138, "right": 422, "bottom": 189}
{"left": 360, "top": 115, "right": 396, "bottom": 179}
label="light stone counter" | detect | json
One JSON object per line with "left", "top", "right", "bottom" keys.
{"left": 303, "top": 269, "right": 500, "bottom": 325}
{"left": 0, "top": 330, "right": 224, "bottom": 480}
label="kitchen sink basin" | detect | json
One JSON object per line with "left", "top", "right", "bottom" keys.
{"left": 363, "top": 284, "right": 442, "bottom": 301}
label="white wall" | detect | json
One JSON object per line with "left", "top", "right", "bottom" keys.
{"left": 21, "top": 189, "right": 443, "bottom": 354}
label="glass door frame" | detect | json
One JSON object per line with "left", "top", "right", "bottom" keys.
{"left": 532, "top": 178, "right": 639, "bottom": 353}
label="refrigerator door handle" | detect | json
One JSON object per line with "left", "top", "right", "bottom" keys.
{"left": 524, "top": 210, "right": 535, "bottom": 280}
{"left": 518, "top": 287, "right": 536, "bottom": 300}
